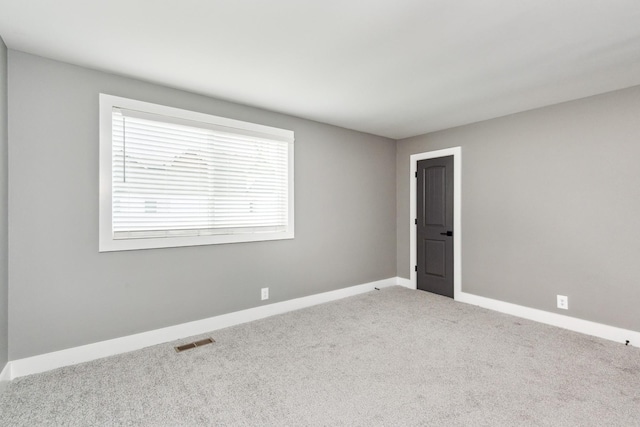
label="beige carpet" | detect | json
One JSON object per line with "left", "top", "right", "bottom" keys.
{"left": 1, "top": 286, "right": 639, "bottom": 426}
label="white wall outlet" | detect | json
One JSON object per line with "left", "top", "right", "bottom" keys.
{"left": 557, "top": 295, "right": 568, "bottom": 310}
{"left": 261, "top": 287, "right": 269, "bottom": 301}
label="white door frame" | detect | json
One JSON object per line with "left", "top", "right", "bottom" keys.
{"left": 409, "top": 147, "right": 462, "bottom": 299}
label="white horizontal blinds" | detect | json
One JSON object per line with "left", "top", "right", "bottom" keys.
{"left": 111, "top": 108, "right": 289, "bottom": 240}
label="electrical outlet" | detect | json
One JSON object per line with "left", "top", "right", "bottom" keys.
{"left": 557, "top": 295, "right": 568, "bottom": 310}
{"left": 261, "top": 287, "right": 269, "bottom": 301}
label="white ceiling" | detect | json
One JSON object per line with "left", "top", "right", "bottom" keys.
{"left": 1, "top": 0, "right": 640, "bottom": 139}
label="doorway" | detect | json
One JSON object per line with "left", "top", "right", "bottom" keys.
{"left": 417, "top": 156, "right": 453, "bottom": 297}
{"left": 409, "top": 147, "right": 461, "bottom": 299}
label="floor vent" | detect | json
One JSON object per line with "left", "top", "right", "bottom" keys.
{"left": 174, "top": 338, "right": 215, "bottom": 353}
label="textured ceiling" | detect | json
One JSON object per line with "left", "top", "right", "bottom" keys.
{"left": 1, "top": 0, "right": 640, "bottom": 139}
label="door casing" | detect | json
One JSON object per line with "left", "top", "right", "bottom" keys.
{"left": 409, "top": 147, "right": 462, "bottom": 299}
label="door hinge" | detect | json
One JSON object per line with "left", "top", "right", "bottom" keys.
{"left": 415, "top": 171, "right": 418, "bottom": 178}
{"left": 414, "top": 218, "right": 417, "bottom": 225}
{"left": 415, "top": 265, "right": 418, "bottom": 272}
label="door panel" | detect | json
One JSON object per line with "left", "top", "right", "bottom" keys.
{"left": 424, "top": 240, "right": 446, "bottom": 277}
{"left": 425, "top": 166, "right": 446, "bottom": 226}
{"left": 417, "top": 156, "right": 454, "bottom": 298}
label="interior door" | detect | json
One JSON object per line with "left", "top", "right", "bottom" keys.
{"left": 416, "top": 156, "right": 454, "bottom": 298}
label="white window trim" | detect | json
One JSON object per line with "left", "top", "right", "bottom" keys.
{"left": 99, "top": 94, "right": 294, "bottom": 252}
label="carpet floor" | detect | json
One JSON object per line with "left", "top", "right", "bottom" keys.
{"left": 1, "top": 286, "right": 639, "bottom": 426}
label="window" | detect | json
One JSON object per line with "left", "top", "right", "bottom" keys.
{"left": 99, "top": 94, "right": 294, "bottom": 251}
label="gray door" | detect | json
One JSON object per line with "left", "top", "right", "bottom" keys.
{"left": 417, "top": 156, "right": 454, "bottom": 298}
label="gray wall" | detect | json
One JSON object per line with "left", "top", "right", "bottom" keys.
{"left": 0, "top": 37, "right": 8, "bottom": 370}
{"left": 397, "top": 85, "right": 640, "bottom": 332}
{"left": 8, "top": 51, "right": 397, "bottom": 360}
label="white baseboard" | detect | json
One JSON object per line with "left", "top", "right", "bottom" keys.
{"left": 7, "top": 277, "right": 398, "bottom": 380}
{"left": 457, "top": 291, "right": 640, "bottom": 347}
{"left": 0, "top": 361, "right": 10, "bottom": 383}
{"left": 10, "top": 279, "right": 633, "bottom": 381}
{"left": 396, "top": 277, "right": 413, "bottom": 289}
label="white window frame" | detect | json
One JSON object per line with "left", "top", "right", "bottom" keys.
{"left": 99, "top": 94, "right": 294, "bottom": 252}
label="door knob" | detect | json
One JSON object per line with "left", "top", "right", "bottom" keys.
{"left": 440, "top": 231, "right": 453, "bottom": 236}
